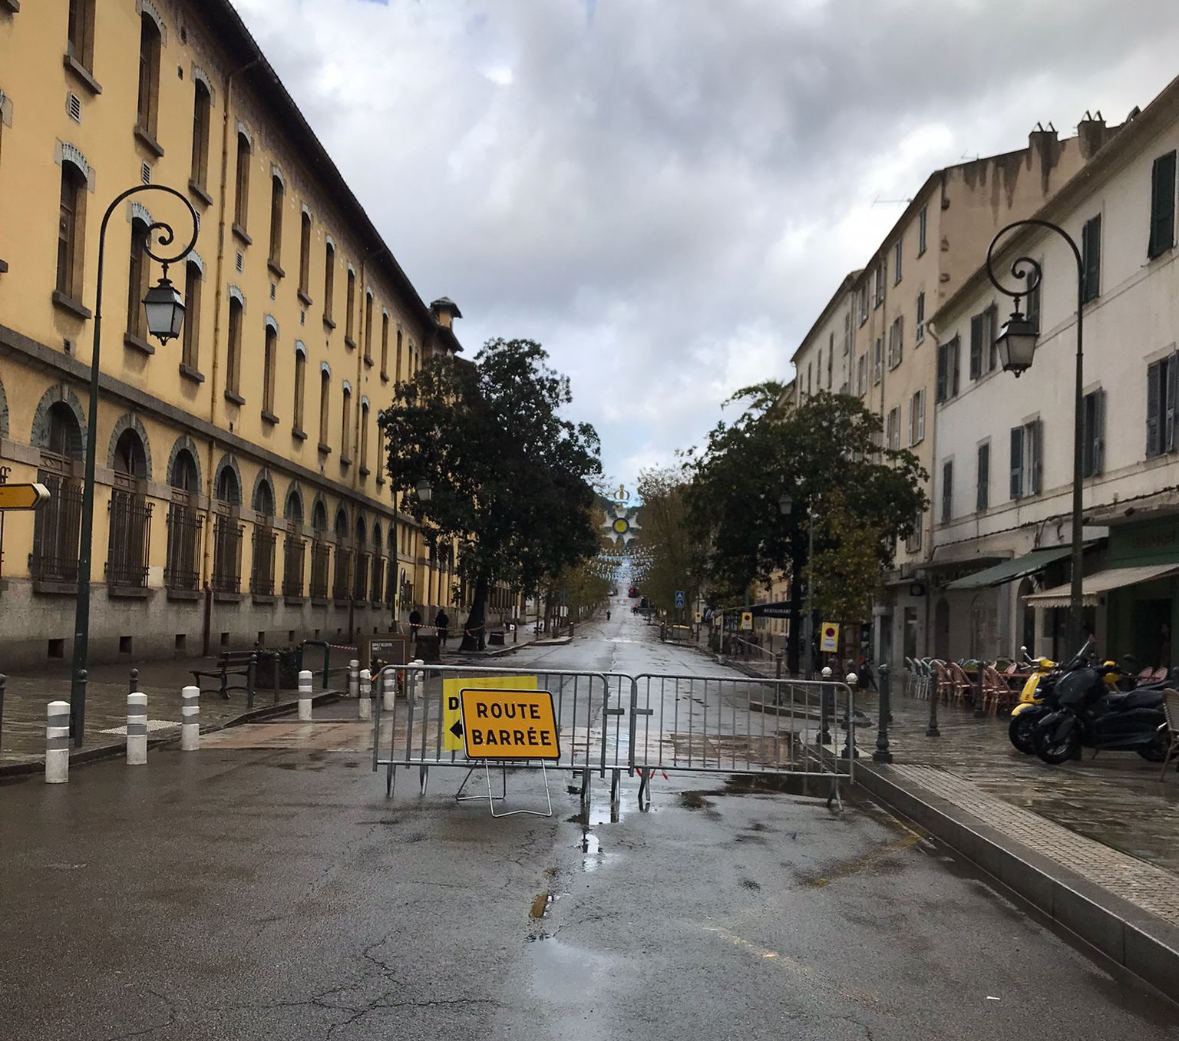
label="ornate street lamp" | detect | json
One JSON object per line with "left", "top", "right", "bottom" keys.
{"left": 777, "top": 490, "right": 793, "bottom": 516}
{"left": 68, "top": 184, "right": 198, "bottom": 745}
{"left": 415, "top": 480, "right": 434, "bottom": 504}
{"left": 986, "top": 218, "right": 1086, "bottom": 652}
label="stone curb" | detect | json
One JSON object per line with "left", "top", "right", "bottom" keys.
{"left": 0, "top": 689, "right": 343, "bottom": 779}
{"left": 856, "top": 762, "right": 1179, "bottom": 997}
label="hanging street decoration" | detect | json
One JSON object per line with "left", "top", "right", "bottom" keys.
{"left": 602, "top": 502, "right": 641, "bottom": 547}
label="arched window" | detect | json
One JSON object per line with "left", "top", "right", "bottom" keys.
{"left": 332, "top": 506, "right": 351, "bottom": 600}
{"left": 363, "top": 290, "right": 374, "bottom": 362}
{"left": 216, "top": 465, "right": 240, "bottom": 506}
{"left": 311, "top": 500, "right": 327, "bottom": 532}
{"left": 282, "top": 490, "right": 306, "bottom": 599}
{"left": 57, "top": 161, "right": 88, "bottom": 302}
{"left": 234, "top": 132, "right": 251, "bottom": 232}
{"left": 262, "top": 322, "right": 277, "bottom": 416}
{"left": 190, "top": 80, "right": 212, "bottom": 191}
{"left": 353, "top": 514, "right": 369, "bottom": 601}
{"left": 340, "top": 383, "right": 352, "bottom": 462}
{"left": 182, "top": 259, "right": 202, "bottom": 371}
{"left": 32, "top": 403, "right": 84, "bottom": 583}
{"left": 395, "top": 328, "right": 403, "bottom": 383}
{"left": 68, "top": 0, "right": 97, "bottom": 72}
{"left": 253, "top": 478, "right": 275, "bottom": 517}
{"left": 268, "top": 173, "right": 284, "bottom": 268}
{"left": 250, "top": 477, "right": 277, "bottom": 595}
{"left": 323, "top": 241, "right": 335, "bottom": 323}
{"left": 170, "top": 448, "right": 199, "bottom": 492}
{"left": 293, "top": 343, "right": 307, "bottom": 433}
{"left": 136, "top": 12, "right": 162, "bottom": 139}
{"left": 285, "top": 488, "right": 304, "bottom": 526}
{"left": 318, "top": 368, "right": 330, "bottom": 448}
{"left": 345, "top": 268, "right": 356, "bottom": 344}
{"left": 380, "top": 312, "right": 390, "bottom": 376}
{"left": 359, "top": 399, "right": 370, "bottom": 474}
{"left": 126, "top": 217, "right": 151, "bottom": 341}
{"left": 334, "top": 508, "right": 349, "bottom": 540}
{"left": 299, "top": 211, "right": 312, "bottom": 296}
{"left": 108, "top": 428, "right": 151, "bottom": 589}
{"left": 226, "top": 296, "right": 243, "bottom": 396}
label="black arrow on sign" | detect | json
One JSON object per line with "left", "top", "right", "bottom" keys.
{"left": 450, "top": 719, "right": 463, "bottom": 739}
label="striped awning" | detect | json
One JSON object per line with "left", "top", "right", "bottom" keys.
{"left": 1023, "top": 563, "right": 1179, "bottom": 608}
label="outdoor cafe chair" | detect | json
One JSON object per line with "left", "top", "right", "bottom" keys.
{"left": 948, "top": 662, "right": 974, "bottom": 705}
{"left": 1161, "top": 689, "right": 1179, "bottom": 783}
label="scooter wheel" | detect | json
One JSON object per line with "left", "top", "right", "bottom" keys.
{"left": 1137, "top": 732, "right": 1169, "bottom": 763}
{"left": 1008, "top": 713, "right": 1039, "bottom": 755}
{"left": 1033, "top": 722, "right": 1081, "bottom": 764}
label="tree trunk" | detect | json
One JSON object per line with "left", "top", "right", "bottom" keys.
{"left": 461, "top": 573, "right": 490, "bottom": 651}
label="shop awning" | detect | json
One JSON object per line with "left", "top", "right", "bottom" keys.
{"left": 1023, "top": 563, "right": 1179, "bottom": 608}
{"left": 945, "top": 546, "right": 1074, "bottom": 591}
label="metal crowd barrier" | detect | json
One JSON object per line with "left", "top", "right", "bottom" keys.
{"left": 371, "top": 665, "right": 855, "bottom": 810}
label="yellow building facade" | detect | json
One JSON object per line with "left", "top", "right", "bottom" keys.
{"left": 0, "top": 0, "right": 481, "bottom": 666}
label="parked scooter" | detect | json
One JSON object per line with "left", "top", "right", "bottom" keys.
{"left": 1032, "top": 655, "right": 1170, "bottom": 765}
{"left": 1007, "top": 647, "right": 1059, "bottom": 754}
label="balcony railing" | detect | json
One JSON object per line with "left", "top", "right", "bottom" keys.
{"left": 29, "top": 473, "right": 83, "bottom": 584}
{"left": 165, "top": 501, "right": 203, "bottom": 592}
{"left": 106, "top": 489, "right": 153, "bottom": 589}
{"left": 251, "top": 524, "right": 277, "bottom": 596}
{"left": 283, "top": 535, "right": 306, "bottom": 598}
{"left": 211, "top": 514, "right": 244, "bottom": 594}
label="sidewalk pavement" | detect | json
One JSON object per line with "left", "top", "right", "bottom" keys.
{"left": 0, "top": 654, "right": 341, "bottom": 774}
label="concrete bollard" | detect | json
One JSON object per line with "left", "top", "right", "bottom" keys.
{"left": 382, "top": 670, "right": 395, "bottom": 711}
{"left": 46, "top": 701, "right": 71, "bottom": 784}
{"left": 127, "top": 692, "right": 148, "bottom": 765}
{"left": 348, "top": 659, "right": 360, "bottom": 699}
{"left": 358, "top": 668, "right": 372, "bottom": 720}
{"left": 298, "top": 669, "right": 313, "bottom": 721}
{"left": 181, "top": 685, "right": 200, "bottom": 751}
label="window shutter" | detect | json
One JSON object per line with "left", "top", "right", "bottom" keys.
{"left": 969, "top": 314, "right": 983, "bottom": 379}
{"left": 1083, "top": 216, "right": 1102, "bottom": 302}
{"left": 908, "top": 398, "right": 915, "bottom": 446}
{"left": 1147, "top": 360, "right": 1162, "bottom": 457}
{"left": 976, "top": 443, "right": 989, "bottom": 511}
{"left": 918, "top": 389, "right": 926, "bottom": 441}
{"left": 1010, "top": 426, "right": 1024, "bottom": 499}
{"left": 1029, "top": 420, "right": 1043, "bottom": 494}
{"left": 1167, "top": 355, "right": 1179, "bottom": 453}
{"left": 951, "top": 338, "right": 961, "bottom": 397}
{"left": 1150, "top": 152, "right": 1177, "bottom": 259}
{"left": 985, "top": 305, "right": 998, "bottom": 371}
{"left": 941, "top": 461, "right": 953, "bottom": 523}
{"left": 936, "top": 346, "right": 947, "bottom": 402}
{"left": 1093, "top": 388, "right": 1105, "bottom": 475}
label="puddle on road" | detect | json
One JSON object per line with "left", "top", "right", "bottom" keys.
{"left": 530, "top": 892, "right": 554, "bottom": 919}
{"left": 679, "top": 790, "right": 714, "bottom": 810}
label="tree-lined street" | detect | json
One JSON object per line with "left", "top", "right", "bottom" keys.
{"left": 2, "top": 614, "right": 1176, "bottom": 1041}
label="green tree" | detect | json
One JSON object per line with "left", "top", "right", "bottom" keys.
{"left": 686, "top": 387, "right": 927, "bottom": 669}
{"left": 378, "top": 338, "right": 602, "bottom": 650}
{"left": 634, "top": 464, "right": 708, "bottom": 618}
{"left": 806, "top": 489, "right": 884, "bottom": 629}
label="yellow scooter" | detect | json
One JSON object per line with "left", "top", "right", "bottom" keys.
{"left": 1008, "top": 650, "right": 1057, "bottom": 754}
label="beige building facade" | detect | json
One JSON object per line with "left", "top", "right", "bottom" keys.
{"left": 0, "top": 0, "right": 502, "bottom": 667}
{"left": 790, "top": 116, "right": 1123, "bottom": 664}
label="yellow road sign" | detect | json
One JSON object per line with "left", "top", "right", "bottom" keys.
{"left": 0, "top": 483, "right": 50, "bottom": 511}
{"left": 820, "top": 622, "right": 840, "bottom": 653}
{"left": 459, "top": 687, "right": 560, "bottom": 760}
{"left": 740, "top": 611, "right": 753, "bottom": 631}
{"left": 442, "top": 674, "right": 537, "bottom": 751}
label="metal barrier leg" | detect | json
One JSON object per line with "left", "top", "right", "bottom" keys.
{"left": 581, "top": 766, "right": 591, "bottom": 817}
{"left": 419, "top": 764, "right": 429, "bottom": 796}
{"left": 610, "top": 769, "right": 621, "bottom": 815}
{"left": 637, "top": 767, "right": 652, "bottom": 812}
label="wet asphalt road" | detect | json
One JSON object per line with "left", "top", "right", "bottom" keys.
{"left": 2, "top": 610, "right": 1177, "bottom": 1040}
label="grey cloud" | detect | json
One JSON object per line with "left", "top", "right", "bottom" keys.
{"left": 235, "top": 0, "right": 1179, "bottom": 482}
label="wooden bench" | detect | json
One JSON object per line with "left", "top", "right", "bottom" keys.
{"left": 191, "top": 651, "right": 267, "bottom": 702}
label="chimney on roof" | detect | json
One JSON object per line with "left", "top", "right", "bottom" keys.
{"left": 1077, "top": 109, "right": 1111, "bottom": 159}
{"left": 430, "top": 297, "right": 462, "bottom": 330}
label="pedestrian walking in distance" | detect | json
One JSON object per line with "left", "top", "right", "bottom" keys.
{"left": 409, "top": 606, "right": 423, "bottom": 643}
{"left": 435, "top": 608, "right": 450, "bottom": 648}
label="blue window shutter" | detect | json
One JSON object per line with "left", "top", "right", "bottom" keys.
{"left": 1010, "top": 426, "right": 1024, "bottom": 499}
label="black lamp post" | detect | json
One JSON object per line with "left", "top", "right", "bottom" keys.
{"left": 69, "top": 184, "right": 198, "bottom": 745}
{"left": 986, "top": 218, "right": 1086, "bottom": 654}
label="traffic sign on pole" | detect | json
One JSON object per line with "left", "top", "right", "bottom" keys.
{"left": 675, "top": 590, "right": 685, "bottom": 609}
{"left": 0, "top": 483, "right": 50, "bottom": 511}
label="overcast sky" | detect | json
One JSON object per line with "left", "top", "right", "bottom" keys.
{"left": 234, "top": 0, "right": 1179, "bottom": 491}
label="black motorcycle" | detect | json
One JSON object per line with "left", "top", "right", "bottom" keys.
{"left": 1032, "top": 662, "right": 1169, "bottom": 765}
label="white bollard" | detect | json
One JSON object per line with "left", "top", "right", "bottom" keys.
{"left": 358, "top": 668, "right": 372, "bottom": 720}
{"left": 382, "top": 670, "right": 396, "bottom": 711}
{"left": 45, "top": 701, "right": 71, "bottom": 784}
{"left": 298, "top": 669, "right": 313, "bottom": 721}
{"left": 348, "top": 659, "right": 360, "bottom": 699}
{"left": 181, "top": 685, "right": 200, "bottom": 751}
{"left": 126, "top": 691, "right": 148, "bottom": 765}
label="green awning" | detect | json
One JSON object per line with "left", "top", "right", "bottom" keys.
{"left": 945, "top": 546, "right": 1074, "bottom": 591}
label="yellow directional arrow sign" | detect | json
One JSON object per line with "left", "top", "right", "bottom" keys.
{"left": 0, "top": 483, "right": 50, "bottom": 511}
